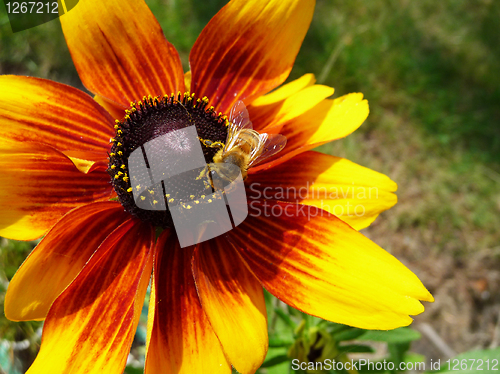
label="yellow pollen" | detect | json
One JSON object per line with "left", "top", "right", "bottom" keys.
{"left": 111, "top": 165, "right": 116, "bottom": 169}
{"left": 153, "top": 200, "right": 158, "bottom": 204}
{"left": 140, "top": 196, "right": 146, "bottom": 200}
{"left": 123, "top": 176, "right": 129, "bottom": 182}
{"left": 169, "top": 198, "right": 174, "bottom": 203}
{"left": 127, "top": 187, "right": 133, "bottom": 192}
{"left": 190, "top": 195, "right": 195, "bottom": 199}
{"left": 121, "top": 165, "right": 126, "bottom": 169}
{"left": 136, "top": 185, "right": 141, "bottom": 191}
{"left": 149, "top": 190, "right": 154, "bottom": 194}
{"left": 117, "top": 151, "right": 123, "bottom": 156}
{"left": 194, "top": 200, "right": 200, "bottom": 204}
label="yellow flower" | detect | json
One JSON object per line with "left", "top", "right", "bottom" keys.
{"left": 0, "top": 0, "right": 433, "bottom": 373}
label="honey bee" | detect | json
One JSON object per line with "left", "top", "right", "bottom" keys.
{"left": 202, "top": 100, "right": 287, "bottom": 187}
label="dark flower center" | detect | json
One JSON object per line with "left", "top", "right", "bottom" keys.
{"left": 108, "top": 93, "right": 228, "bottom": 228}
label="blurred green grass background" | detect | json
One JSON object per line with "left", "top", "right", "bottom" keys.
{"left": 1, "top": 0, "right": 500, "bottom": 372}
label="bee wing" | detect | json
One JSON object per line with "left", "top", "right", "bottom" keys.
{"left": 248, "top": 133, "right": 287, "bottom": 167}
{"left": 224, "top": 100, "right": 254, "bottom": 152}
{"left": 229, "top": 100, "right": 253, "bottom": 131}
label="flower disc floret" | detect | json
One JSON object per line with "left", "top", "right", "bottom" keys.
{"left": 108, "top": 93, "right": 228, "bottom": 228}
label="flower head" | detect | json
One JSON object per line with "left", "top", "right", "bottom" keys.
{"left": 0, "top": 0, "right": 433, "bottom": 373}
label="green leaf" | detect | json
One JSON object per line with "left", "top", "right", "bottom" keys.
{"left": 405, "top": 352, "right": 426, "bottom": 365}
{"left": 359, "top": 327, "right": 421, "bottom": 343}
{"left": 260, "top": 347, "right": 291, "bottom": 374}
{"left": 124, "top": 366, "right": 143, "bottom": 374}
{"left": 388, "top": 342, "right": 411, "bottom": 371}
{"left": 275, "top": 308, "right": 296, "bottom": 330}
{"left": 333, "top": 327, "right": 366, "bottom": 341}
{"left": 261, "top": 354, "right": 290, "bottom": 368}
{"left": 268, "top": 336, "right": 294, "bottom": 347}
{"left": 338, "top": 344, "right": 375, "bottom": 354}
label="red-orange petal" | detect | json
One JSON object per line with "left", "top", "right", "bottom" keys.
{"left": 228, "top": 200, "right": 433, "bottom": 330}
{"left": 0, "top": 142, "right": 113, "bottom": 241}
{"left": 26, "top": 218, "right": 154, "bottom": 374}
{"left": 60, "top": 0, "right": 184, "bottom": 108}
{"left": 5, "top": 202, "right": 130, "bottom": 321}
{"left": 93, "top": 94, "right": 127, "bottom": 122}
{"left": 190, "top": 0, "right": 315, "bottom": 114}
{"left": 192, "top": 238, "right": 268, "bottom": 374}
{"left": 247, "top": 151, "right": 397, "bottom": 230}
{"left": 145, "top": 231, "right": 231, "bottom": 374}
{"left": 0, "top": 76, "right": 114, "bottom": 153}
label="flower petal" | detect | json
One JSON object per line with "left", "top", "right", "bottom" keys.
{"left": 190, "top": 0, "right": 315, "bottom": 113}
{"left": 93, "top": 95, "right": 126, "bottom": 122}
{"left": 0, "top": 142, "right": 113, "bottom": 241}
{"left": 145, "top": 231, "right": 231, "bottom": 374}
{"left": 252, "top": 93, "right": 369, "bottom": 171}
{"left": 26, "top": 218, "right": 154, "bottom": 374}
{"left": 184, "top": 71, "right": 192, "bottom": 92}
{"left": 61, "top": 150, "right": 109, "bottom": 173}
{"left": 60, "top": 0, "right": 184, "bottom": 107}
{"left": 192, "top": 238, "right": 268, "bottom": 374}
{"left": 228, "top": 201, "right": 433, "bottom": 330}
{"left": 0, "top": 76, "right": 114, "bottom": 153}
{"left": 247, "top": 151, "right": 397, "bottom": 230}
{"left": 5, "top": 202, "right": 129, "bottom": 321}
{"left": 249, "top": 84, "right": 334, "bottom": 133}
{"left": 250, "top": 74, "right": 317, "bottom": 106}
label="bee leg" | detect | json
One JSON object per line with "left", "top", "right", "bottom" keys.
{"left": 196, "top": 165, "right": 209, "bottom": 180}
